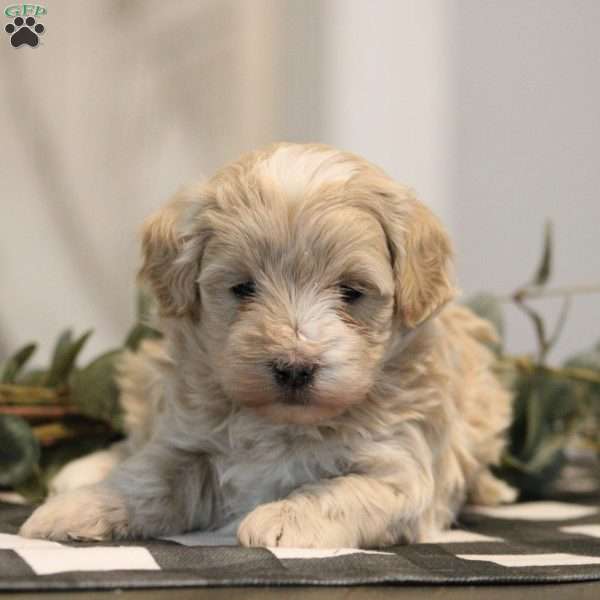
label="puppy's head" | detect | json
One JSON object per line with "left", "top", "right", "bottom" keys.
{"left": 141, "top": 144, "right": 455, "bottom": 425}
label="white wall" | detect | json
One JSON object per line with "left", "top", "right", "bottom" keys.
{"left": 450, "top": 0, "right": 600, "bottom": 361}
{"left": 319, "top": 0, "right": 455, "bottom": 226}
{"left": 284, "top": 0, "right": 600, "bottom": 360}
{"left": 0, "top": 0, "right": 283, "bottom": 363}
{"left": 1, "top": 0, "right": 598, "bottom": 366}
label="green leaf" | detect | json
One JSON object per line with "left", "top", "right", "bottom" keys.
{"left": 531, "top": 220, "right": 553, "bottom": 286}
{"left": 518, "top": 301, "right": 548, "bottom": 363}
{"left": 17, "top": 369, "right": 47, "bottom": 386}
{"left": 50, "top": 329, "right": 73, "bottom": 366}
{"left": 545, "top": 295, "right": 572, "bottom": 359}
{"left": 44, "top": 330, "right": 92, "bottom": 387}
{"left": 522, "top": 387, "right": 544, "bottom": 457}
{"left": 564, "top": 345, "right": 600, "bottom": 385}
{"left": 0, "top": 415, "right": 40, "bottom": 487}
{"left": 463, "top": 292, "right": 504, "bottom": 355}
{"left": 564, "top": 347, "right": 600, "bottom": 372}
{"left": 496, "top": 450, "right": 566, "bottom": 500}
{"left": 43, "top": 329, "right": 72, "bottom": 385}
{"left": 136, "top": 288, "right": 156, "bottom": 323}
{"left": 124, "top": 322, "right": 162, "bottom": 351}
{"left": 1, "top": 343, "right": 37, "bottom": 383}
{"left": 508, "top": 372, "right": 579, "bottom": 462}
{"left": 464, "top": 293, "right": 504, "bottom": 341}
{"left": 70, "top": 350, "right": 124, "bottom": 431}
{"left": 14, "top": 469, "right": 46, "bottom": 503}
{"left": 525, "top": 433, "right": 568, "bottom": 473}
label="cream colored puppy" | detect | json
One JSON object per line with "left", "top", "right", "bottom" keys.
{"left": 21, "top": 143, "right": 515, "bottom": 547}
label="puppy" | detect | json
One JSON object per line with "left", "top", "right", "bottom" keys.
{"left": 20, "top": 143, "right": 516, "bottom": 547}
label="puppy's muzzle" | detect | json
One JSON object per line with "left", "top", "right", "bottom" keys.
{"left": 270, "top": 361, "right": 318, "bottom": 390}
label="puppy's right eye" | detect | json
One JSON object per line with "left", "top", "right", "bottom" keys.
{"left": 231, "top": 281, "right": 256, "bottom": 300}
{"left": 339, "top": 284, "right": 364, "bottom": 304}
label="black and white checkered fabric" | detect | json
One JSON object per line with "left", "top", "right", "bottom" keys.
{"left": 2, "top": 499, "right": 600, "bottom": 590}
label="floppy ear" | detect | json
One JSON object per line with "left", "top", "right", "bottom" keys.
{"left": 139, "top": 187, "right": 213, "bottom": 318}
{"left": 377, "top": 185, "right": 456, "bottom": 328}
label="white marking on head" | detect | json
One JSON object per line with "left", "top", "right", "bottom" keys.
{"left": 257, "top": 144, "right": 359, "bottom": 202}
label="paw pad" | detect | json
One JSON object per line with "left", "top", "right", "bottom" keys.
{"left": 5, "top": 16, "right": 44, "bottom": 48}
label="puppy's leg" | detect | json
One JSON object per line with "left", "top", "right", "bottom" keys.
{"left": 19, "top": 484, "right": 129, "bottom": 541}
{"left": 238, "top": 467, "right": 435, "bottom": 549}
{"left": 238, "top": 475, "right": 430, "bottom": 548}
{"left": 20, "top": 441, "right": 218, "bottom": 541}
{"left": 48, "top": 443, "right": 128, "bottom": 496}
{"left": 468, "top": 469, "right": 517, "bottom": 506}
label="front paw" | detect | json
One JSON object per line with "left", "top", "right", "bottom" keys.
{"left": 237, "top": 499, "right": 353, "bottom": 548}
{"left": 19, "top": 486, "right": 128, "bottom": 541}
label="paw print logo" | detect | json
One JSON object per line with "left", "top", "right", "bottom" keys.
{"left": 5, "top": 16, "right": 45, "bottom": 48}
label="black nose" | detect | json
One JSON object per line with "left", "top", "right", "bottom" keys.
{"left": 271, "top": 362, "right": 317, "bottom": 389}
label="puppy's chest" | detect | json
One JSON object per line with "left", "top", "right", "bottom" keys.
{"left": 211, "top": 435, "right": 348, "bottom": 518}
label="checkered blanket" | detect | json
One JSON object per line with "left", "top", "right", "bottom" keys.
{"left": 1, "top": 499, "right": 600, "bottom": 590}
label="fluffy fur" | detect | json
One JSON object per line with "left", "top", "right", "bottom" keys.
{"left": 21, "top": 143, "right": 516, "bottom": 547}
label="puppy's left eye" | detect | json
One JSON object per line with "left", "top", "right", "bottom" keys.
{"left": 339, "top": 284, "right": 363, "bottom": 304}
{"left": 231, "top": 281, "right": 256, "bottom": 300}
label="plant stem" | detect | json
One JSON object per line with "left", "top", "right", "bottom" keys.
{"left": 498, "top": 282, "right": 600, "bottom": 365}
{"left": 31, "top": 421, "right": 111, "bottom": 446}
{"left": 496, "top": 355, "right": 600, "bottom": 385}
{"left": 497, "top": 283, "right": 600, "bottom": 303}
{"left": 0, "top": 383, "right": 68, "bottom": 404}
{"left": 0, "top": 405, "right": 81, "bottom": 419}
